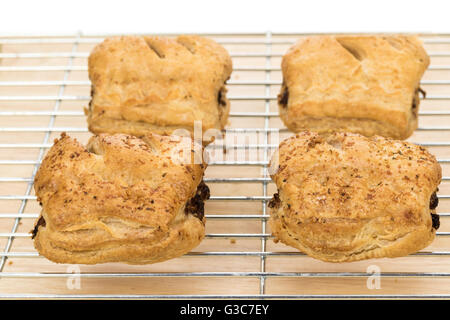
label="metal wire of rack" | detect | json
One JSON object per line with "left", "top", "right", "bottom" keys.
{"left": 0, "top": 32, "right": 449, "bottom": 299}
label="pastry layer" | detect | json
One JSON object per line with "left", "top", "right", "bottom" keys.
{"left": 86, "top": 35, "right": 232, "bottom": 142}
{"left": 32, "top": 133, "right": 208, "bottom": 264}
{"left": 278, "top": 35, "right": 430, "bottom": 139}
{"left": 269, "top": 131, "right": 442, "bottom": 262}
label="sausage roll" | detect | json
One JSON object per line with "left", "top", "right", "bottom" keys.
{"left": 32, "top": 133, "right": 209, "bottom": 264}
{"left": 86, "top": 35, "right": 232, "bottom": 143}
{"left": 278, "top": 35, "right": 430, "bottom": 139}
{"left": 268, "top": 131, "right": 441, "bottom": 262}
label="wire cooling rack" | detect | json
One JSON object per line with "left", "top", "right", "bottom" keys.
{"left": 0, "top": 32, "right": 449, "bottom": 299}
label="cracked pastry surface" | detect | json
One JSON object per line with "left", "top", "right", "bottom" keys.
{"left": 278, "top": 35, "right": 430, "bottom": 139}
{"left": 86, "top": 35, "right": 232, "bottom": 143}
{"left": 268, "top": 131, "right": 441, "bottom": 262}
{"left": 32, "top": 132, "right": 208, "bottom": 264}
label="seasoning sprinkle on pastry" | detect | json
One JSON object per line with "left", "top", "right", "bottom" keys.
{"left": 86, "top": 35, "right": 232, "bottom": 143}
{"left": 32, "top": 133, "right": 209, "bottom": 264}
{"left": 269, "top": 131, "right": 441, "bottom": 262}
{"left": 278, "top": 35, "right": 430, "bottom": 139}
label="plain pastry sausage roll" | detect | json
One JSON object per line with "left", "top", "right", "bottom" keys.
{"left": 32, "top": 133, "right": 209, "bottom": 264}
{"left": 278, "top": 35, "right": 430, "bottom": 139}
{"left": 86, "top": 35, "right": 232, "bottom": 143}
{"left": 268, "top": 131, "right": 441, "bottom": 262}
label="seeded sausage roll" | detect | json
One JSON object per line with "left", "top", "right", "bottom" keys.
{"left": 32, "top": 133, "right": 209, "bottom": 264}
{"left": 86, "top": 35, "right": 232, "bottom": 143}
{"left": 278, "top": 35, "right": 430, "bottom": 139}
{"left": 269, "top": 131, "right": 441, "bottom": 262}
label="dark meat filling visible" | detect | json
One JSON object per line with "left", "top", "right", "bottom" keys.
{"left": 431, "top": 213, "right": 440, "bottom": 230}
{"left": 430, "top": 191, "right": 439, "bottom": 210}
{"left": 218, "top": 86, "right": 227, "bottom": 107}
{"left": 418, "top": 87, "right": 427, "bottom": 99}
{"left": 184, "top": 181, "right": 210, "bottom": 221}
{"left": 88, "top": 85, "right": 94, "bottom": 110}
{"left": 268, "top": 193, "right": 281, "bottom": 209}
{"left": 31, "top": 216, "right": 46, "bottom": 239}
{"left": 411, "top": 87, "right": 426, "bottom": 118}
{"left": 430, "top": 190, "right": 440, "bottom": 230}
{"left": 278, "top": 85, "right": 289, "bottom": 108}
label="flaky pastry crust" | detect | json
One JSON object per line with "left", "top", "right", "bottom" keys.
{"left": 32, "top": 133, "right": 209, "bottom": 264}
{"left": 86, "top": 35, "right": 232, "bottom": 142}
{"left": 269, "top": 132, "right": 441, "bottom": 262}
{"left": 278, "top": 35, "right": 430, "bottom": 139}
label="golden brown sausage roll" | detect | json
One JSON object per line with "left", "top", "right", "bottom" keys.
{"left": 32, "top": 132, "right": 209, "bottom": 264}
{"left": 278, "top": 35, "right": 430, "bottom": 139}
{"left": 269, "top": 131, "right": 441, "bottom": 262}
{"left": 86, "top": 35, "right": 232, "bottom": 143}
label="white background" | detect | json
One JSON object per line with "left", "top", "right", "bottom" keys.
{"left": 1, "top": 0, "right": 449, "bottom": 35}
